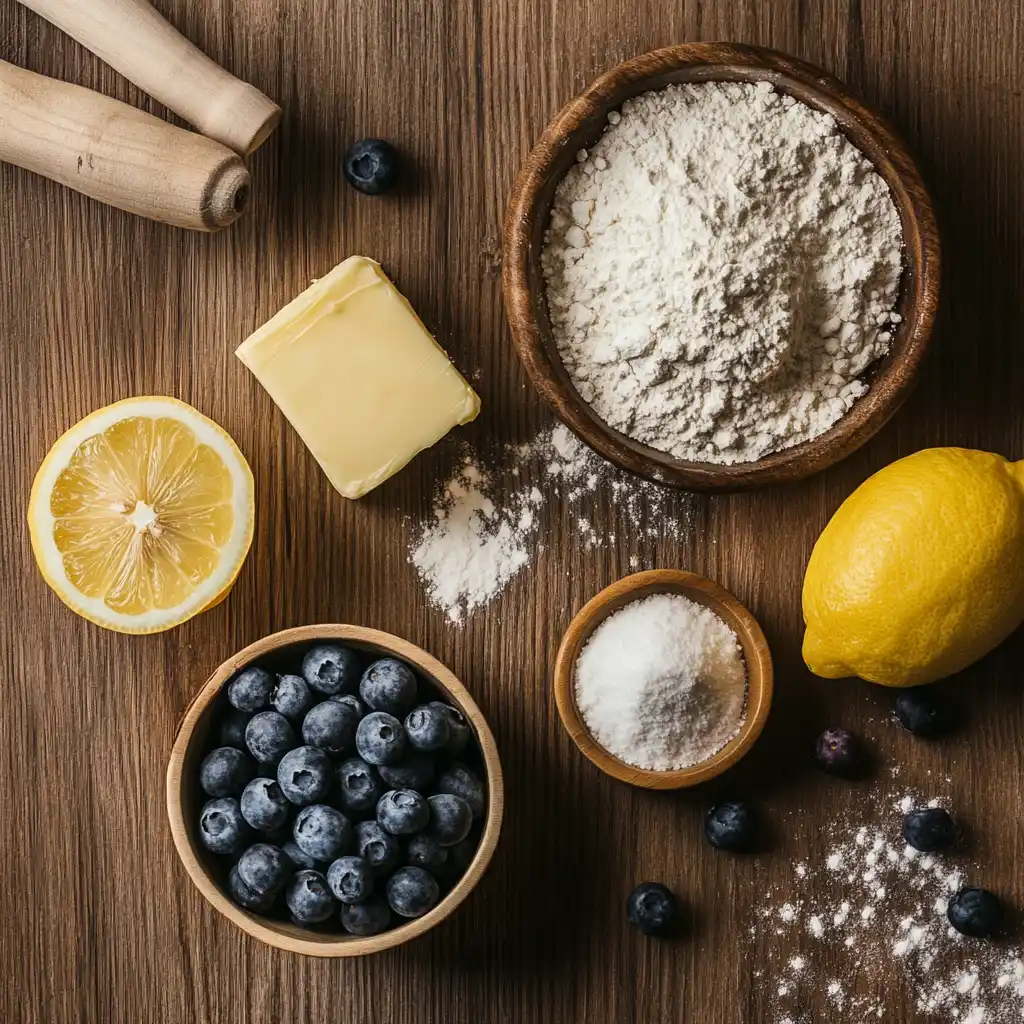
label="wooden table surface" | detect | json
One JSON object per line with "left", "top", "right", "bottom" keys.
{"left": 2, "top": 1, "right": 1023, "bottom": 1021}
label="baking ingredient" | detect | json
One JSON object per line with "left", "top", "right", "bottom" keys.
{"left": 327, "top": 856, "right": 375, "bottom": 904}
{"left": 404, "top": 704, "right": 451, "bottom": 752}
{"left": 199, "top": 797, "right": 250, "bottom": 855}
{"left": 425, "top": 794, "right": 473, "bottom": 846}
{"left": 286, "top": 870, "right": 336, "bottom": 924}
{"left": 200, "top": 747, "right": 254, "bottom": 798}
{"left": 344, "top": 138, "right": 401, "bottom": 195}
{"left": 436, "top": 763, "right": 486, "bottom": 819}
{"left": 895, "top": 688, "right": 948, "bottom": 737}
{"left": 948, "top": 887, "right": 1003, "bottom": 938}
{"left": 387, "top": 866, "right": 441, "bottom": 918}
{"left": 814, "top": 727, "right": 862, "bottom": 777}
{"left": 803, "top": 448, "right": 1024, "bottom": 686}
{"left": 341, "top": 896, "right": 392, "bottom": 936}
{"left": 356, "top": 711, "right": 407, "bottom": 765}
{"left": 627, "top": 882, "right": 681, "bottom": 937}
{"left": 245, "top": 710, "right": 296, "bottom": 763}
{"left": 302, "top": 700, "right": 360, "bottom": 756}
{"left": 228, "top": 667, "right": 275, "bottom": 712}
{"left": 356, "top": 820, "right": 401, "bottom": 876}
{"left": 574, "top": 593, "right": 747, "bottom": 771}
{"left": 240, "top": 778, "right": 290, "bottom": 832}
{"left": 28, "top": 396, "right": 255, "bottom": 634}
{"left": 903, "top": 807, "right": 955, "bottom": 852}
{"left": 271, "top": 675, "right": 313, "bottom": 720}
{"left": 277, "top": 745, "right": 333, "bottom": 806}
{"left": 542, "top": 81, "right": 903, "bottom": 466}
{"left": 303, "top": 645, "right": 361, "bottom": 695}
{"left": 236, "top": 256, "right": 479, "bottom": 499}
{"left": 704, "top": 802, "right": 759, "bottom": 853}
{"left": 376, "top": 790, "right": 430, "bottom": 835}
{"left": 360, "top": 659, "right": 419, "bottom": 716}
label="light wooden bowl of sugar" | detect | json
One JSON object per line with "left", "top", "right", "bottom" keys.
{"left": 553, "top": 570, "right": 773, "bottom": 789}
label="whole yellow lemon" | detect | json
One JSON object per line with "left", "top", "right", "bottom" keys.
{"left": 802, "top": 448, "right": 1024, "bottom": 686}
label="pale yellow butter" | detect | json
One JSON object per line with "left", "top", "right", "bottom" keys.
{"left": 236, "top": 257, "right": 480, "bottom": 498}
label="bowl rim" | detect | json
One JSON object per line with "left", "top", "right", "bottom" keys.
{"left": 166, "top": 623, "right": 504, "bottom": 957}
{"left": 553, "top": 570, "right": 773, "bottom": 789}
{"left": 502, "top": 41, "right": 941, "bottom": 491}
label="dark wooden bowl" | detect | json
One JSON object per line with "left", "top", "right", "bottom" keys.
{"left": 166, "top": 625, "right": 504, "bottom": 957}
{"left": 503, "top": 43, "right": 941, "bottom": 491}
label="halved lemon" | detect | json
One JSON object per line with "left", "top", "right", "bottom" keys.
{"left": 28, "top": 396, "right": 255, "bottom": 634}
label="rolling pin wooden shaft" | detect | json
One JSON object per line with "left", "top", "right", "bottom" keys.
{"left": 18, "top": 0, "right": 280, "bottom": 156}
{"left": 0, "top": 60, "right": 250, "bottom": 231}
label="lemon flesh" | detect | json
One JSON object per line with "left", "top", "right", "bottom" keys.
{"left": 802, "top": 448, "right": 1024, "bottom": 686}
{"left": 28, "top": 397, "right": 254, "bottom": 634}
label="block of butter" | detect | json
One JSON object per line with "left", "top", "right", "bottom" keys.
{"left": 236, "top": 257, "right": 480, "bottom": 498}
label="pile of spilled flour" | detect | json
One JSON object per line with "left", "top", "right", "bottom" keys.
{"left": 409, "top": 424, "right": 692, "bottom": 623}
{"left": 753, "top": 790, "right": 1024, "bottom": 1023}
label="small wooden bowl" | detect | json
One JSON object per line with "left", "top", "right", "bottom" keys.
{"left": 503, "top": 43, "right": 941, "bottom": 491}
{"left": 554, "top": 571, "right": 773, "bottom": 789}
{"left": 166, "top": 624, "right": 504, "bottom": 957}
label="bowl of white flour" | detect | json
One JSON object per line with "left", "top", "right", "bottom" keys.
{"left": 503, "top": 42, "right": 940, "bottom": 490}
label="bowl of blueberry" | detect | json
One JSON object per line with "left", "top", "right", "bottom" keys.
{"left": 166, "top": 625, "right": 503, "bottom": 956}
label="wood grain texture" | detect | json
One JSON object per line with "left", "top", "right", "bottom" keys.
{"left": 1, "top": 0, "right": 1023, "bottom": 1021}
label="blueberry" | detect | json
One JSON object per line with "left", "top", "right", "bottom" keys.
{"left": 245, "top": 711, "right": 296, "bottom": 764}
{"left": 326, "top": 855, "right": 375, "bottom": 904}
{"left": 293, "top": 804, "right": 353, "bottom": 862}
{"left": 430, "top": 702, "right": 472, "bottom": 755}
{"left": 627, "top": 882, "right": 681, "bottom": 937}
{"left": 228, "top": 863, "right": 274, "bottom": 912}
{"left": 227, "top": 667, "right": 274, "bottom": 712}
{"left": 217, "top": 709, "right": 252, "bottom": 749}
{"left": 355, "top": 820, "right": 401, "bottom": 876}
{"left": 815, "top": 727, "right": 862, "bottom": 777}
{"left": 405, "top": 834, "right": 448, "bottom": 872}
{"left": 240, "top": 777, "right": 290, "bottom": 832}
{"left": 436, "top": 762, "right": 486, "bottom": 819}
{"left": 404, "top": 704, "right": 450, "bottom": 752}
{"left": 271, "top": 674, "right": 313, "bottom": 720}
{"left": 302, "top": 700, "right": 360, "bottom": 757}
{"left": 948, "top": 887, "right": 1002, "bottom": 938}
{"left": 302, "top": 645, "right": 361, "bottom": 695}
{"left": 343, "top": 138, "right": 401, "bottom": 196}
{"left": 282, "top": 839, "right": 321, "bottom": 870}
{"left": 704, "top": 802, "right": 759, "bottom": 853}
{"left": 340, "top": 896, "right": 391, "bottom": 936}
{"left": 424, "top": 794, "right": 473, "bottom": 847}
{"left": 386, "top": 866, "right": 440, "bottom": 918}
{"left": 329, "top": 693, "right": 367, "bottom": 719}
{"left": 903, "top": 807, "right": 955, "bottom": 852}
{"left": 236, "top": 843, "right": 291, "bottom": 896}
{"left": 277, "top": 746, "right": 333, "bottom": 806}
{"left": 356, "top": 712, "right": 406, "bottom": 765}
{"left": 199, "top": 797, "right": 250, "bottom": 855}
{"left": 377, "top": 789, "right": 430, "bottom": 835}
{"left": 378, "top": 751, "right": 435, "bottom": 790}
{"left": 895, "top": 688, "right": 947, "bottom": 737}
{"left": 286, "top": 869, "right": 337, "bottom": 925}
{"left": 359, "top": 660, "right": 418, "bottom": 717}
{"left": 334, "top": 757, "right": 385, "bottom": 813}
{"left": 200, "top": 746, "right": 255, "bottom": 797}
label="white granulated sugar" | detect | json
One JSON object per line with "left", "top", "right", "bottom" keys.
{"left": 574, "top": 593, "right": 747, "bottom": 770}
{"left": 542, "top": 81, "right": 904, "bottom": 465}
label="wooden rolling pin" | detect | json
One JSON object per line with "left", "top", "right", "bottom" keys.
{"left": 0, "top": 60, "right": 250, "bottom": 231}
{"left": 18, "top": 0, "right": 280, "bottom": 156}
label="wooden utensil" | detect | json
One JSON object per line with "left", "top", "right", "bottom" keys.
{"left": 553, "top": 570, "right": 773, "bottom": 790}
{"left": 503, "top": 42, "right": 941, "bottom": 491}
{"left": 0, "top": 60, "right": 250, "bottom": 230}
{"left": 167, "top": 624, "right": 505, "bottom": 958}
{"left": 18, "top": 0, "right": 280, "bottom": 155}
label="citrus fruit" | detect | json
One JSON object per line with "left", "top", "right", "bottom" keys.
{"left": 28, "top": 396, "right": 254, "bottom": 634}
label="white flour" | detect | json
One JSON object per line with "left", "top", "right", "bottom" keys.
{"left": 543, "top": 81, "right": 904, "bottom": 465}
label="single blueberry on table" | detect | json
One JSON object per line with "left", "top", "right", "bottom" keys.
{"left": 217, "top": 709, "right": 252, "bottom": 749}
{"left": 704, "top": 802, "right": 759, "bottom": 853}
{"left": 356, "top": 711, "right": 406, "bottom": 765}
{"left": 377, "top": 789, "right": 430, "bottom": 836}
{"left": 326, "top": 855, "right": 375, "bottom": 904}
{"left": 405, "top": 834, "right": 448, "bottom": 872}
{"left": 386, "top": 866, "right": 440, "bottom": 918}
{"left": 436, "top": 762, "right": 486, "bottom": 819}
{"left": 359, "top": 659, "right": 418, "bottom": 717}
{"left": 302, "top": 700, "right": 360, "bottom": 757}
{"left": 199, "top": 797, "right": 250, "bottom": 855}
{"left": 355, "top": 820, "right": 401, "bottom": 876}
{"left": 947, "top": 887, "right": 1002, "bottom": 938}
{"left": 245, "top": 711, "right": 296, "bottom": 764}
{"left": 282, "top": 839, "right": 321, "bottom": 871}
{"left": 277, "top": 745, "right": 334, "bottom": 806}
{"left": 424, "top": 794, "right": 473, "bottom": 847}
{"left": 227, "top": 666, "right": 275, "bottom": 712}
{"left": 302, "top": 645, "right": 361, "bottom": 695}
{"left": 341, "top": 896, "right": 392, "bottom": 936}
{"left": 271, "top": 674, "right": 313, "bottom": 721}
{"left": 329, "top": 693, "right": 367, "bottom": 720}
{"left": 229, "top": 863, "right": 274, "bottom": 912}
{"left": 429, "top": 701, "right": 472, "bottom": 756}
{"left": 895, "top": 688, "right": 948, "bottom": 737}
{"left": 240, "top": 777, "right": 291, "bottom": 832}
{"left": 903, "top": 807, "right": 955, "bottom": 852}
{"left": 236, "top": 843, "right": 291, "bottom": 897}
{"left": 815, "top": 727, "right": 862, "bottom": 777}
{"left": 627, "top": 882, "right": 681, "bottom": 937}
{"left": 404, "top": 704, "right": 450, "bottom": 752}
{"left": 293, "top": 804, "right": 353, "bottom": 862}
{"left": 286, "top": 870, "right": 337, "bottom": 925}
{"left": 334, "top": 757, "right": 385, "bottom": 813}
{"left": 343, "top": 138, "right": 402, "bottom": 196}
{"left": 378, "top": 751, "right": 435, "bottom": 791}
{"left": 200, "top": 746, "right": 255, "bottom": 798}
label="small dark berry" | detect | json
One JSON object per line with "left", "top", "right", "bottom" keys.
{"left": 436, "top": 762, "right": 486, "bottom": 819}
{"left": 947, "top": 887, "right": 1002, "bottom": 938}
{"left": 424, "top": 794, "right": 473, "bottom": 847}
{"left": 229, "top": 863, "right": 274, "bottom": 912}
{"left": 302, "top": 645, "right": 361, "bottom": 695}
{"left": 277, "top": 746, "right": 333, "bottom": 806}
{"left": 200, "top": 746, "right": 255, "bottom": 798}
{"left": 378, "top": 751, "right": 434, "bottom": 790}
{"left": 903, "top": 807, "right": 955, "bottom": 852}
{"left": 430, "top": 702, "right": 472, "bottom": 756}
{"left": 302, "top": 700, "right": 359, "bottom": 757}
{"left": 286, "top": 870, "right": 336, "bottom": 924}
{"left": 815, "top": 727, "right": 862, "bottom": 777}
{"left": 334, "top": 757, "right": 385, "bottom": 813}
{"left": 199, "top": 797, "right": 250, "bottom": 855}
{"left": 895, "top": 688, "right": 947, "bottom": 737}
{"left": 404, "top": 704, "right": 450, "bottom": 752}
{"left": 355, "top": 712, "right": 406, "bottom": 765}
{"left": 377, "top": 790, "right": 430, "bottom": 836}
{"left": 245, "top": 711, "right": 296, "bottom": 764}
{"left": 405, "top": 834, "right": 448, "bottom": 872}
{"left": 240, "top": 777, "right": 290, "bottom": 832}
{"left": 704, "top": 802, "right": 759, "bottom": 853}
{"left": 386, "top": 866, "right": 440, "bottom": 918}
{"left": 271, "top": 674, "right": 313, "bottom": 720}
{"left": 360, "top": 659, "right": 418, "bottom": 717}
{"left": 329, "top": 693, "right": 367, "bottom": 719}
{"left": 343, "top": 139, "right": 402, "bottom": 196}
{"left": 236, "top": 843, "right": 291, "bottom": 896}
{"left": 341, "top": 896, "right": 391, "bottom": 936}
{"left": 282, "top": 839, "right": 321, "bottom": 870}
{"left": 326, "top": 855, "right": 375, "bottom": 904}
{"left": 355, "top": 820, "right": 400, "bottom": 876}
{"left": 227, "top": 667, "right": 274, "bottom": 712}
{"left": 293, "top": 804, "right": 353, "bottom": 862}
{"left": 627, "top": 882, "right": 680, "bottom": 937}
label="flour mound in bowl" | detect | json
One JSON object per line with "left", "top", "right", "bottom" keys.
{"left": 542, "top": 80, "right": 904, "bottom": 465}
